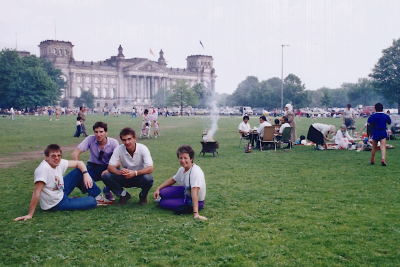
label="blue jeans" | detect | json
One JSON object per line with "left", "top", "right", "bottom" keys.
{"left": 131, "top": 112, "right": 136, "bottom": 118}
{"left": 51, "top": 168, "right": 100, "bottom": 211}
{"left": 71, "top": 163, "right": 110, "bottom": 194}
{"left": 102, "top": 172, "right": 153, "bottom": 198}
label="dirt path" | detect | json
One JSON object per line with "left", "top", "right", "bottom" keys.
{"left": 0, "top": 144, "right": 79, "bottom": 169}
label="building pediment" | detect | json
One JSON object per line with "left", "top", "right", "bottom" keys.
{"left": 124, "top": 60, "right": 164, "bottom": 73}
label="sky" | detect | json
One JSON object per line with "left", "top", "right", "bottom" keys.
{"left": 1, "top": 0, "right": 400, "bottom": 94}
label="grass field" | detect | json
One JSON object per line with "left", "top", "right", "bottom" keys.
{"left": 1, "top": 114, "right": 400, "bottom": 266}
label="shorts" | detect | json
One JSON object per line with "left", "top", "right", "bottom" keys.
{"left": 372, "top": 129, "right": 387, "bottom": 142}
{"left": 344, "top": 118, "right": 354, "bottom": 128}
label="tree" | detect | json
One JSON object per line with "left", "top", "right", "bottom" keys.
{"left": 152, "top": 87, "right": 171, "bottom": 108}
{"left": 229, "top": 76, "right": 259, "bottom": 107}
{"left": 192, "top": 83, "right": 211, "bottom": 108}
{"left": 369, "top": 38, "right": 400, "bottom": 113}
{"left": 79, "top": 91, "right": 95, "bottom": 109}
{"left": 320, "top": 89, "right": 332, "bottom": 107}
{"left": 283, "top": 74, "right": 310, "bottom": 108}
{"left": 167, "top": 79, "right": 199, "bottom": 114}
{"left": 73, "top": 97, "right": 85, "bottom": 108}
{"left": 0, "top": 49, "right": 65, "bottom": 108}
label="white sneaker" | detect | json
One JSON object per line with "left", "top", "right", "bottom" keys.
{"left": 96, "top": 194, "right": 114, "bottom": 206}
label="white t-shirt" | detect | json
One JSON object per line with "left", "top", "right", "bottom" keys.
{"left": 34, "top": 159, "right": 68, "bottom": 210}
{"left": 344, "top": 108, "right": 354, "bottom": 119}
{"left": 279, "top": 122, "right": 290, "bottom": 134}
{"left": 173, "top": 164, "right": 206, "bottom": 201}
{"left": 109, "top": 143, "right": 153, "bottom": 171}
{"left": 258, "top": 121, "right": 272, "bottom": 136}
{"left": 238, "top": 121, "right": 251, "bottom": 133}
{"left": 76, "top": 121, "right": 81, "bottom": 126}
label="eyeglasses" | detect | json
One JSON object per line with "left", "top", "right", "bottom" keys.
{"left": 98, "top": 150, "right": 104, "bottom": 160}
{"left": 50, "top": 154, "right": 62, "bottom": 159}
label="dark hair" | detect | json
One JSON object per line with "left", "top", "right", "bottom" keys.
{"left": 77, "top": 116, "right": 81, "bottom": 121}
{"left": 283, "top": 117, "right": 289, "bottom": 123}
{"left": 144, "top": 109, "right": 149, "bottom": 115}
{"left": 119, "top": 127, "right": 136, "bottom": 139}
{"left": 80, "top": 106, "right": 84, "bottom": 110}
{"left": 243, "top": 115, "right": 249, "bottom": 121}
{"left": 375, "top": 102, "right": 383, "bottom": 112}
{"left": 274, "top": 119, "right": 280, "bottom": 124}
{"left": 176, "top": 145, "right": 195, "bottom": 160}
{"left": 347, "top": 104, "right": 351, "bottom": 108}
{"left": 44, "top": 144, "right": 62, "bottom": 156}
{"left": 93, "top": 121, "right": 108, "bottom": 132}
{"left": 300, "top": 135, "right": 305, "bottom": 140}
{"left": 260, "top": 115, "right": 266, "bottom": 121}
{"left": 145, "top": 122, "right": 149, "bottom": 126}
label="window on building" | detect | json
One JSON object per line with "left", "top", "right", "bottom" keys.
{"left": 65, "top": 49, "right": 68, "bottom": 55}
{"left": 102, "top": 88, "right": 107, "bottom": 98}
{"left": 102, "top": 77, "right": 107, "bottom": 83}
{"left": 60, "top": 49, "right": 63, "bottom": 55}
{"left": 95, "top": 77, "right": 99, "bottom": 83}
{"left": 54, "top": 48, "right": 57, "bottom": 54}
{"left": 94, "top": 88, "right": 99, "bottom": 97}
{"left": 97, "top": 103, "right": 100, "bottom": 107}
{"left": 77, "top": 87, "right": 82, "bottom": 97}
{"left": 85, "top": 77, "right": 90, "bottom": 83}
{"left": 111, "top": 78, "right": 115, "bottom": 84}
{"left": 77, "top": 76, "right": 81, "bottom": 83}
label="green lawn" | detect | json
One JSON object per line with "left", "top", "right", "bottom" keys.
{"left": 1, "top": 114, "right": 399, "bottom": 266}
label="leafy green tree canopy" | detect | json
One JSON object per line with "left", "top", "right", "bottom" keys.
{"left": 0, "top": 49, "right": 65, "bottom": 109}
{"left": 369, "top": 38, "right": 400, "bottom": 113}
{"left": 167, "top": 79, "right": 199, "bottom": 113}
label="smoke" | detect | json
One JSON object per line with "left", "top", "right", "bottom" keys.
{"left": 203, "top": 92, "right": 220, "bottom": 142}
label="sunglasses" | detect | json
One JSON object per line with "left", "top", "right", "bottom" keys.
{"left": 98, "top": 150, "right": 104, "bottom": 160}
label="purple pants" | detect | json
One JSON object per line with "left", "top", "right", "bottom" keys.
{"left": 159, "top": 185, "right": 204, "bottom": 210}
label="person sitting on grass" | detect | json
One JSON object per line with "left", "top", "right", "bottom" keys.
{"left": 334, "top": 124, "right": 354, "bottom": 149}
{"left": 367, "top": 102, "right": 391, "bottom": 166}
{"left": 153, "top": 145, "right": 207, "bottom": 220}
{"left": 14, "top": 144, "right": 113, "bottom": 221}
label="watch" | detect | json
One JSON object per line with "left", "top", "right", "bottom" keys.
{"left": 82, "top": 171, "right": 88, "bottom": 175}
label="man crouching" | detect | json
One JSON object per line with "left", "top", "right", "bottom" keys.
{"left": 14, "top": 144, "right": 113, "bottom": 221}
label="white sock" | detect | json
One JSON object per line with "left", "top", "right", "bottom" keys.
{"left": 95, "top": 194, "right": 102, "bottom": 200}
{"left": 121, "top": 190, "right": 127, "bottom": 196}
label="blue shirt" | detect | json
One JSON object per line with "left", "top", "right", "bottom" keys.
{"left": 77, "top": 135, "right": 119, "bottom": 165}
{"left": 367, "top": 112, "right": 391, "bottom": 131}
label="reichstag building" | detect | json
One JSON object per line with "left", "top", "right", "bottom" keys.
{"left": 39, "top": 40, "right": 217, "bottom": 108}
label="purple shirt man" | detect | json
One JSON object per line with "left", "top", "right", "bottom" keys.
{"left": 70, "top": 121, "right": 119, "bottom": 200}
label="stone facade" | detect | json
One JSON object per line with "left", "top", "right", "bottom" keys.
{"left": 38, "top": 40, "right": 217, "bottom": 109}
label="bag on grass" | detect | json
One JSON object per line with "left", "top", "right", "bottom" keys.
{"left": 174, "top": 204, "right": 193, "bottom": 215}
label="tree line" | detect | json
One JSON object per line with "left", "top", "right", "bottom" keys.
{"left": 0, "top": 49, "right": 65, "bottom": 109}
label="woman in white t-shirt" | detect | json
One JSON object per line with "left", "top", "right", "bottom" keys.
{"left": 153, "top": 145, "right": 207, "bottom": 220}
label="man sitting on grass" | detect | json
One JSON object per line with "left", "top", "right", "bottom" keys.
{"left": 14, "top": 144, "right": 113, "bottom": 221}
{"left": 102, "top": 127, "right": 154, "bottom": 206}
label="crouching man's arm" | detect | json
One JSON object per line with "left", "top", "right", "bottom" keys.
{"left": 14, "top": 181, "right": 45, "bottom": 221}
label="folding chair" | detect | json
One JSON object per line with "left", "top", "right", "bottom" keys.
{"left": 278, "top": 127, "right": 293, "bottom": 149}
{"left": 259, "top": 126, "right": 276, "bottom": 151}
{"left": 239, "top": 134, "right": 250, "bottom": 148}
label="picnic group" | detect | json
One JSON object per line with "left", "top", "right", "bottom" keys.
{"left": 238, "top": 102, "right": 392, "bottom": 166}
{"left": 13, "top": 102, "right": 390, "bottom": 222}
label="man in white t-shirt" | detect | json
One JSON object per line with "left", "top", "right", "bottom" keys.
{"left": 275, "top": 117, "right": 290, "bottom": 141}
{"left": 103, "top": 127, "right": 154, "bottom": 206}
{"left": 255, "top": 115, "right": 272, "bottom": 149}
{"left": 238, "top": 115, "right": 251, "bottom": 137}
{"left": 14, "top": 144, "right": 113, "bottom": 221}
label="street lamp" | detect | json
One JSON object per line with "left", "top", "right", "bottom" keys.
{"left": 281, "top": 44, "right": 289, "bottom": 112}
